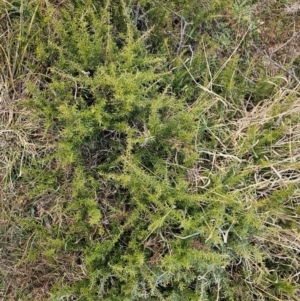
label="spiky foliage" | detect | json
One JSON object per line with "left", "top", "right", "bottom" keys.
{"left": 1, "top": 0, "right": 299, "bottom": 300}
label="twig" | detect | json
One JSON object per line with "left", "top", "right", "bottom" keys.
{"left": 269, "top": 31, "right": 300, "bottom": 58}
{"left": 253, "top": 45, "right": 300, "bottom": 84}
{"left": 153, "top": 0, "right": 193, "bottom": 56}
{"left": 176, "top": 15, "right": 192, "bottom": 55}
{"left": 131, "top": 5, "right": 140, "bottom": 26}
{"left": 218, "top": 223, "right": 234, "bottom": 244}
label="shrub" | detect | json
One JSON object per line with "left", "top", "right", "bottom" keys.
{"left": 1, "top": 0, "right": 299, "bottom": 300}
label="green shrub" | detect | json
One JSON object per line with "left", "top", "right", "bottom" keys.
{"left": 1, "top": 1, "right": 299, "bottom": 300}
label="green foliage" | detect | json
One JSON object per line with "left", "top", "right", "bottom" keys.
{"left": 1, "top": 0, "right": 299, "bottom": 300}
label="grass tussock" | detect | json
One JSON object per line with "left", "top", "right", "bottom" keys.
{"left": 1, "top": 0, "right": 300, "bottom": 300}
